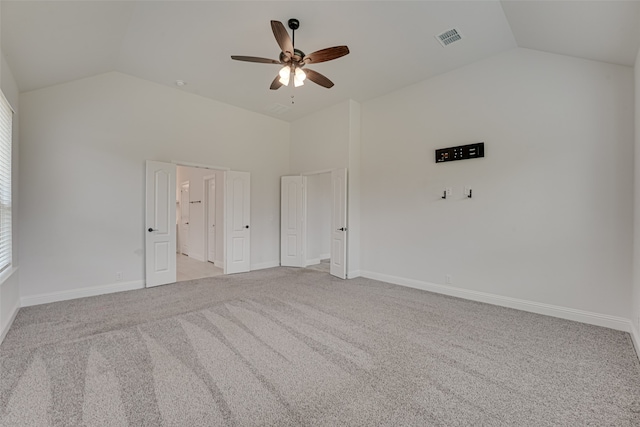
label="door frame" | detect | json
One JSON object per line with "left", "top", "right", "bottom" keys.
{"left": 173, "top": 161, "right": 229, "bottom": 270}
{"left": 179, "top": 180, "right": 190, "bottom": 256}
{"left": 203, "top": 173, "right": 217, "bottom": 265}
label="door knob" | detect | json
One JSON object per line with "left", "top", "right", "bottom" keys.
{"left": 245, "top": 225, "right": 250, "bottom": 229}
{"left": 148, "top": 228, "right": 158, "bottom": 232}
{"left": 338, "top": 227, "right": 347, "bottom": 231}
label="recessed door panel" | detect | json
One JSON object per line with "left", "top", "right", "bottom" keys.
{"left": 287, "top": 235, "right": 298, "bottom": 257}
{"left": 154, "top": 170, "right": 170, "bottom": 234}
{"left": 232, "top": 179, "right": 245, "bottom": 231}
{"left": 232, "top": 237, "right": 244, "bottom": 261}
{"left": 154, "top": 242, "right": 170, "bottom": 272}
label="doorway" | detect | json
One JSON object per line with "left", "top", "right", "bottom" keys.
{"left": 176, "top": 166, "right": 223, "bottom": 281}
{"left": 146, "top": 160, "right": 252, "bottom": 287}
{"left": 305, "top": 172, "right": 331, "bottom": 269}
{"left": 280, "top": 168, "right": 347, "bottom": 278}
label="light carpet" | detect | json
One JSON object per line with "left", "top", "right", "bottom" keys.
{"left": 1, "top": 267, "right": 639, "bottom": 426}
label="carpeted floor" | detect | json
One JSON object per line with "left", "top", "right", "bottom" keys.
{"left": 1, "top": 267, "right": 639, "bottom": 426}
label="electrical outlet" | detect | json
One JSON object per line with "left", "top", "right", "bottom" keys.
{"left": 464, "top": 186, "right": 472, "bottom": 197}
{"left": 445, "top": 188, "right": 452, "bottom": 197}
{"left": 116, "top": 272, "right": 123, "bottom": 282}
{"left": 445, "top": 274, "right": 452, "bottom": 285}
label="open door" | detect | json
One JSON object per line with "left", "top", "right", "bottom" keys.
{"left": 225, "top": 171, "right": 251, "bottom": 274}
{"left": 330, "top": 168, "right": 347, "bottom": 279}
{"left": 281, "top": 176, "right": 305, "bottom": 267}
{"left": 145, "top": 160, "right": 177, "bottom": 287}
{"left": 179, "top": 181, "right": 190, "bottom": 255}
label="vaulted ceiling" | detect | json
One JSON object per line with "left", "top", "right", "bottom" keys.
{"left": 2, "top": 1, "right": 640, "bottom": 121}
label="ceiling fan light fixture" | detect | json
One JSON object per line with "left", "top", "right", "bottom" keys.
{"left": 278, "top": 65, "right": 291, "bottom": 85}
{"left": 293, "top": 67, "right": 306, "bottom": 87}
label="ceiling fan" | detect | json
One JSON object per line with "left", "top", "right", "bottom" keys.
{"left": 231, "top": 19, "right": 349, "bottom": 90}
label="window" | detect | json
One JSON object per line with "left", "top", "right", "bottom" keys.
{"left": 0, "top": 92, "right": 12, "bottom": 273}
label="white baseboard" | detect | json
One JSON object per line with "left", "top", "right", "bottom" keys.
{"left": 631, "top": 322, "right": 640, "bottom": 361}
{"left": 360, "top": 271, "right": 632, "bottom": 333}
{"left": 251, "top": 260, "right": 279, "bottom": 271}
{"left": 348, "top": 270, "right": 361, "bottom": 279}
{"left": 305, "top": 258, "right": 321, "bottom": 266}
{"left": 320, "top": 253, "right": 330, "bottom": 260}
{"left": 189, "top": 253, "right": 205, "bottom": 263}
{"left": 21, "top": 280, "right": 145, "bottom": 307}
{"left": 0, "top": 300, "right": 19, "bottom": 345}
{"left": 214, "top": 259, "right": 223, "bottom": 268}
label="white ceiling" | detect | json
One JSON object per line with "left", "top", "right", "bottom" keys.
{"left": 2, "top": 1, "right": 640, "bottom": 122}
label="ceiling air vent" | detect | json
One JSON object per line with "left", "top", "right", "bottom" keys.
{"left": 436, "top": 28, "right": 462, "bottom": 47}
{"left": 264, "top": 103, "right": 291, "bottom": 115}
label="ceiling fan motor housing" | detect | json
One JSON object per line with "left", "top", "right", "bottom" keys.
{"left": 288, "top": 19, "right": 300, "bottom": 30}
{"left": 280, "top": 49, "right": 306, "bottom": 64}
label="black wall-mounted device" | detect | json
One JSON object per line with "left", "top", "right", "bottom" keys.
{"left": 435, "top": 142, "right": 484, "bottom": 164}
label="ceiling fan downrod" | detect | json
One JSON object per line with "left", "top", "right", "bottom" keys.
{"left": 288, "top": 18, "right": 299, "bottom": 49}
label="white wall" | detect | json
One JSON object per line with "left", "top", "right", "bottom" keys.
{"left": 176, "top": 165, "right": 224, "bottom": 265}
{"left": 290, "top": 101, "right": 350, "bottom": 174}
{"left": 347, "top": 100, "right": 361, "bottom": 277}
{"left": 361, "top": 48, "right": 634, "bottom": 319}
{"left": 306, "top": 172, "right": 331, "bottom": 263}
{"left": 0, "top": 52, "right": 20, "bottom": 342}
{"left": 18, "top": 72, "right": 289, "bottom": 302}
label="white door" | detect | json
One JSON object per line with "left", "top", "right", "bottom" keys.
{"left": 225, "top": 171, "right": 250, "bottom": 274}
{"left": 145, "top": 161, "right": 177, "bottom": 287}
{"left": 280, "top": 176, "right": 305, "bottom": 267}
{"left": 180, "top": 181, "right": 190, "bottom": 255}
{"left": 207, "top": 177, "right": 216, "bottom": 263}
{"left": 330, "top": 168, "right": 347, "bottom": 279}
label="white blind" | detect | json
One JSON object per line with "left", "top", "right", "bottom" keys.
{"left": 0, "top": 93, "right": 12, "bottom": 272}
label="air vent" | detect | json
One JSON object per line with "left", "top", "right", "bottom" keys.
{"left": 436, "top": 28, "right": 462, "bottom": 47}
{"left": 264, "top": 103, "right": 291, "bottom": 115}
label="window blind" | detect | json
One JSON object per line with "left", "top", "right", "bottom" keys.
{"left": 0, "top": 93, "right": 12, "bottom": 272}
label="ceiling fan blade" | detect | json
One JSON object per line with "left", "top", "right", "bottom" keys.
{"left": 304, "top": 68, "right": 334, "bottom": 88}
{"left": 303, "top": 46, "right": 349, "bottom": 64}
{"left": 271, "top": 20, "right": 294, "bottom": 58}
{"left": 270, "top": 74, "right": 283, "bottom": 90}
{"left": 231, "top": 55, "right": 281, "bottom": 64}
